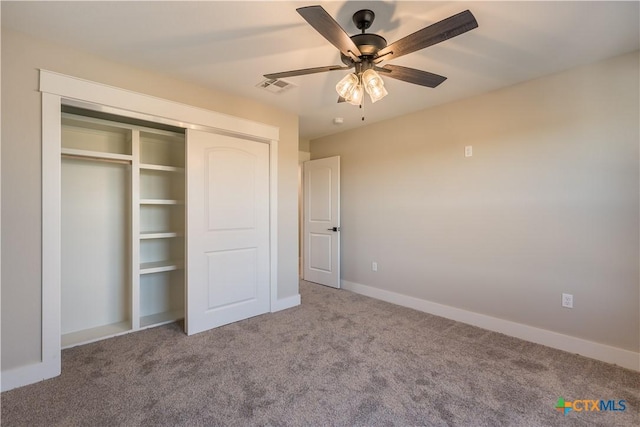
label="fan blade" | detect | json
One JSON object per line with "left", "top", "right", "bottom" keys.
{"left": 264, "top": 65, "right": 351, "bottom": 79}
{"left": 375, "top": 65, "right": 447, "bottom": 88}
{"left": 375, "top": 10, "right": 477, "bottom": 62}
{"left": 337, "top": 96, "right": 346, "bottom": 103}
{"left": 297, "top": 5, "right": 362, "bottom": 59}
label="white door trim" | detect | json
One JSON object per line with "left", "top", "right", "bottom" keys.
{"left": 4, "top": 70, "right": 280, "bottom": 392}
{"left": 39, "top": 70, "right": 278, "bottom": 141}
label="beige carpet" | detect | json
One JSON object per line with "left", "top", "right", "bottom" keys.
{"left": 2, "top": 281, "right": 639, "bottom": 426}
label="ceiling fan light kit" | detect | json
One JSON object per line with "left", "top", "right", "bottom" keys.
{"left": 264, "top": 5, "right": 478, "bottom": 108}
{"left": 335, "top": 67, "right": 388, "bottom": 105}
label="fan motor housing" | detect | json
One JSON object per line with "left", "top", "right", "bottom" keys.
{"left": 353, "top": 33, "right": 387, "bottom": 55}
{"left": 341, "top": 33, "right": 387, "bottom": 65}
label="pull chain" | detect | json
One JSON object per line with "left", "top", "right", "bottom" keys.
{"left": 358, "top": 72, "right": 365, "bottom": 121}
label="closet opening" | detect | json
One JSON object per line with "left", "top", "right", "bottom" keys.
{"left": 60, "top": 107, "right": 186, "bottom": 348}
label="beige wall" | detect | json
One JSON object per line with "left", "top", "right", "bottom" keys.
{"left": 311, "top": 51, "right": 639, "bottom": 352}
{"left": 299, "top": 138, "right": 310, "bottom": 153}
{"left": 1, "top": 29, "right": 299, "bottom": 370}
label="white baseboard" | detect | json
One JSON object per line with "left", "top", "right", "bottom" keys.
{"left": 271, "top": 293, "right": 301, "bottom": 312}
{"left": 1, "top": 360, "right": 60, "bottom": 392}
{"left": 342, "top": 280, "right": 640, "bottom": 371}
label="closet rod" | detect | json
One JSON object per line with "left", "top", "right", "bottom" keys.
{"left": 61, "top": 153, "right": 132, "bottom": 165}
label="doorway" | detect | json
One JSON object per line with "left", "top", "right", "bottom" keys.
{"left": 301, "top": 156, "right": 341, "bottom": 288}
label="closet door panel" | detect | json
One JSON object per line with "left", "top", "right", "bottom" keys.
{"left": 186, "top": 129, "right": 270, "bottom": 335}
{"left": 206, "top": 248, "right": 258, "bottom": 309}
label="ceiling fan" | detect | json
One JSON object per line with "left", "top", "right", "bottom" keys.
{"left": 264, "top": 5, "right": 478, "bottom": 105}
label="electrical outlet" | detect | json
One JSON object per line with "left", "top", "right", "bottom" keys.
{"left": 562, "top": 293, "right": 573, "bottom": 308}
{"left": 372, "top": 262, "right": 378, "bottom": 272}
{"left": 465, "top": 146, "right": 473, "bottom": 157}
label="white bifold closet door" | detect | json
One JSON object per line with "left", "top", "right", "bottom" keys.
{"left": 186, "top": 129, "right": 270, "bottom": 335}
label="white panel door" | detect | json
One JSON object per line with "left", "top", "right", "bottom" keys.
{"left": 186, "top": 129, "right": 270, "bottom": 335}
{"left": 304, "top": 156, "right": 340, "bottom": 288}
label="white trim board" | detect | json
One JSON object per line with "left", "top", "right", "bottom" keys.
{"left": 39, "top": 70, "right": 278, "bottom": 142}
{"left": 342, "top": 280, "right": 640, "bottom": 372}
{"left": 271, "top": 294, "right": 301, "bottom": 313}
{"left": 1, "top": 362, "right": 59, "bottom": 393}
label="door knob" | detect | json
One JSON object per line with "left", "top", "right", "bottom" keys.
{"left": 327, "top": 227, "right": 340, "bottom": 232}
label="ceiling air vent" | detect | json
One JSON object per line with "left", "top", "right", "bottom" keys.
{"left": 256, "top": 78, "right": 295, "bottom": 94}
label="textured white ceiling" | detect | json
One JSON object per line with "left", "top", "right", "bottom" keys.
{"left": 3, "top": 1, "right": 639, "bottom": 139}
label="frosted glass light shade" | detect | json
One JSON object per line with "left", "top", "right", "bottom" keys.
{"left": 336, "top": 73, "right": 359, "bottom": 98}
{"left": 347, "top": 84, "right": 364, "bottom": 105}
{"left": 336, "top": 73, "right": 363, "bottom": 106}
{"left": 367, "top": 84, "right": 388, "bottom": 103}
{"left": 362, "top": 69, "right": 388, "bottom": 103}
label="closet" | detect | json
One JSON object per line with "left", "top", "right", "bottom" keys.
{"left": 10, "top": 70, "right": 284, "bottom": 392}
{"left": 61, "top": 111, "right": 186, "bottom": 348}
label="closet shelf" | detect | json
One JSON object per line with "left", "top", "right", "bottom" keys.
{"left": 140, "top": 232, "right": 182, "bottom": 240}
{"left": 140, "top": 310, "right": 184, "bottom": 328}
{"left": 62, "top": 321, "right": 131, "bottom": 349}
{"left": 61, "top": 147, "right": 132, "bottom": 162}
{"left": 140, "top": 163, "right": 184, "bottom": 173}
{"left": 140, "top": 260, "right": 184, "bottom": 274}
{"left": 140, "top": 199, "right": 184, "bottom": 205}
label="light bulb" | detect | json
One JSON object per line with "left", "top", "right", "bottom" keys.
{"left": 336, "top": 73, "right": 359, "bottom": 98}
